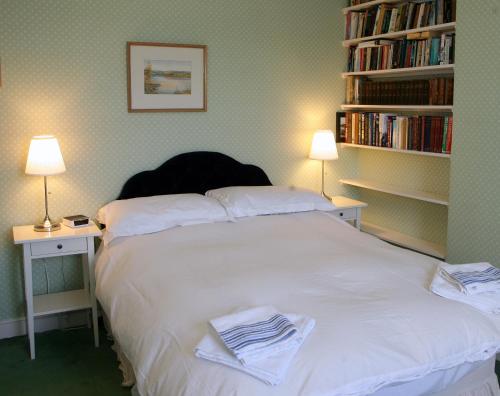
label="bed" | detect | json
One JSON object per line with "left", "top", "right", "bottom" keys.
{"left": 95, "top": 152, "right": 500, "bottom": 396}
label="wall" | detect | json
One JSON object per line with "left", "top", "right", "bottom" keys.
{"left": 447, "top": 0, "right": 500, "bottom": 264}
{"left": 0, "top": 0, "right": 354, "bottom": 321}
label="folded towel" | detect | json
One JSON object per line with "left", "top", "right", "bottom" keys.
{"left": 438, "top": 262, "right": 500, "bottom": 295}
{"left": 210, "top": 306, "right": 300, "bottom": 364}
{"left": 195, "top": 314, "right": 315, "bottom": 386}
{"left": 431, "top": 265, "right": 500, "bottom": 314}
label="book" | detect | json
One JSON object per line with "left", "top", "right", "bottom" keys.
{"left": 345, "top": 0, "right": 456, "bottom": 40}
{"left": 345, "top": 77, "right": 453, "bottom": 105}
{"left": 343, "top": 112, "right": 452, "bottom": 154}
{"left": 346, "top": 35, "right": 455, "bottom": 72}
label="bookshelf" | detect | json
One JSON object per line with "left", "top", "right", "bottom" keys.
{"left": 342, "top": 22, "right": 455, "bottom": 47}
{"left": 340, "top": 0, "right": 455, "bottom": 258}
{"left": 341, "top": 143, "right": 450, "bottom": 158}
{"left": 361, "top": 221, "right": 446, "bottom": 259}
{"left": 341, "top": 104, "right": 452, "bottom": 112}
{"left": 343, "top": 0, "right": 402, "bottom": 14}
{"left": 339, "top": 178, "right": 449, "bottom": 205}
{"left": 341, "top": 64, "right": 454, "bottom": 79}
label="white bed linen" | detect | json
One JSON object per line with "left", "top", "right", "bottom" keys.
{"left": 95, "top": 211, "right": 500, "bottom": 396}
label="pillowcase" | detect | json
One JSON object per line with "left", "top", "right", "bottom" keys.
{"left": 96, "top": 194, "right": 231, "bottom": 245}
{"left": 205, "top": 186, "right": 335, "bottom": 218}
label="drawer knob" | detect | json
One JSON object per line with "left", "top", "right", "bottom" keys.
{"left": 339, "top": 212, "right": 344, "bottom": 217}
{"left": 57, "top": 244, "right": 63, "bottom": 249}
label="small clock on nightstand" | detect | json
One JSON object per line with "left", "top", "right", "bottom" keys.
{"left": 331, "top": 196, "right": 367, "bottom": 230}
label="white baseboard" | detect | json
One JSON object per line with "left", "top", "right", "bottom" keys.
{"left": 0, "top": 311, "right": 90, "bottom": 340}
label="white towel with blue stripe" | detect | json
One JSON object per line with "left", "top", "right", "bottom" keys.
{"left": 194, "top": 313, "right": 315, "bottom": 386}
{"left": 438, "top": 262, "right": 500, "bottom": 295}
{"left": 431, "top": 263, "right": 500, "bottom": 314}
{"left": 210, "top": 306, "right": 301, "bottom": 364}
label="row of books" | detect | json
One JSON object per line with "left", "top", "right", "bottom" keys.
{"left": 345, "top": 0, "right": 456, "bottom": 40}
{"left": 346, "top": 33, "right": 455, "bottom": 72}
{"left": 341, "top": 112, "right": 453, "bottom": 154}
{"left": 345, "top": 77, "right": 453, "bottom": 105}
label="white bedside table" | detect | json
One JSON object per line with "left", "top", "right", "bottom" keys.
{"left": 331, "top": 196, "right": 368, "bottom": 229}
{"left": 13, "top": 222, "right": 102, "bottom": 359}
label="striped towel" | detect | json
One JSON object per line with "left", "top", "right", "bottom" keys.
{"left": 431, "top": 265, "right": 500, "bottom": 314}
{"left": 195, "top": 314, "right": 315, "bottom": 386}
{"left": 210, "top": 306, "right": 301, "bottom": 364}
{"left": 439, "top": 262, "right": 500, "bottom": 295}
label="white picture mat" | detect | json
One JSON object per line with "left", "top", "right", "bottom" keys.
{"left": 129, "top": 45, "right": 205, "bottom": 110}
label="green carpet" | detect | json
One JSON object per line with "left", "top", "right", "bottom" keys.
{"left": 0, "top": 325, "right": 499, "bottom": 395}
{"left": 0, "top": 324, "right": 130, "bottom": 396}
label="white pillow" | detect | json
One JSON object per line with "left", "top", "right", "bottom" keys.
{"left": 96, "top": 194, "right": 231, "bottom": 245}
{"left": 205, "top": 186, "right": 335, "bottom": 218}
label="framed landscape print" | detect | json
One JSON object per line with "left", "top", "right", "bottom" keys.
{"left": 127, "top": 42, "right": 207, "bottom": 112}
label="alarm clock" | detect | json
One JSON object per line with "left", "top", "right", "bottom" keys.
{"left": 62, "top": 215, "right": 90, "bottom": 228}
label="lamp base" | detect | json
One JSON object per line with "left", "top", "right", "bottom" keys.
{"left": 34, "top": 217, "right": 61, "bottom": 232}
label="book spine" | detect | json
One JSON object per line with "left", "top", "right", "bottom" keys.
{"left": 445, "top": 115, "right": 453, "bottom": 153}
{"left": 442, "top": 116, "right": 448, "bottom": 153}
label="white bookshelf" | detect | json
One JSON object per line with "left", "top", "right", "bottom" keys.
{"left": 342, "top": 22, "right": 456, "bottom": 47}
{"left": 341, "top": 143, "right": 450, "bottom": 158}
{"left": 340, "top": 1, "right": 455, "bottom": 259}
{"left": 341, "top": 104, "right": 453, "bottom": 112}
{"left": 342, "top": 0, "right": 403, "bottom": 14}
{"left": 361, "top": 221, "right": 446, "bottom": 259}
{"left": 342, "top": 64, "right": 454, "bottom": 79}
{"left": 339, "top": 178, "right": 449, "bottom": 206}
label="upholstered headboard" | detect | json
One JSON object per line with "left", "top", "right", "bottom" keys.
{"left": 117, "top": 151, "right": 272, "bottom": 200}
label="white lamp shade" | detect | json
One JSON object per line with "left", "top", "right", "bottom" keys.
{"left": 309, "top": 130, "right": 338, "bottom": 160}
{"left": 25, "top": 135, "right": 66, "bottom": 176}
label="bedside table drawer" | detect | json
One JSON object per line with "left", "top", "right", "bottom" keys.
{"left": 332, "top": 208, "right": 356, "bottom": 220}
{"left": 30, "top": 238, "right": 87, "bottom": 257}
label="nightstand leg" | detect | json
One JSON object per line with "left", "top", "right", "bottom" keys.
{"left": 22, "top": 244, "right": 35, "bottom": 359}
{"left": 86, "top": 237, "right": 99, "bottom": 347}
{"left": 355, "top": 208, "right": 361, "bottom": 230}
{"left": 82, "top": 252, "right": 91, "bottom": 328}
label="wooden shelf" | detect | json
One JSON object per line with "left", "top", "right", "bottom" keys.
{"left": 342, "top": 64, "right": 454, "bottom": 79}
{"left": 339, "top": 178, "right": 449, "bottom": 205}
{"left": 33, "top": 289, "right": 91, "bottom": 317}
{"left": 342, "top": 0, "right": 402, "bottom": 14}
{"left": 361, "top": 221, "right": 446, "bottom": 259}
{"left": 341, "top": 143, "right": 450, "bottom": 158}
{"left": 341, "top": 104, "right": 453, "bottom": 112}
{"left": 343, "top": 22, "right": 456, "bottom": 47}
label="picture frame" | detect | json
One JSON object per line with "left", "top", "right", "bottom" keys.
{"left": 336, "top": 111, "right": 346, "bottom": 143}
{"left": 127, "top": 42, "right": 207, "bottom": 112}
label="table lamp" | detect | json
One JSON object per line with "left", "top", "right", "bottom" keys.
{"left": 25, "top": 135, "right": 66, "bottom": 232}
{"left": 309, "top": 129, "right": 338, "bottom": 200}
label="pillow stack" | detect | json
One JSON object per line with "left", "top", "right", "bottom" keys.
{"left": 96, "top": 186, "right": 335, "bottom": 245}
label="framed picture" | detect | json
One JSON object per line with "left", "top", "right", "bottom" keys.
{"left": 127, "top": 42, "right": 207, "bottom": 112}
{"left": 336, "top": 111, "right": 346, "bottom": 143}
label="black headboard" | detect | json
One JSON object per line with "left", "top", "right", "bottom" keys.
{"left": 118, "top": 151, "right": 272, "bottom": 200}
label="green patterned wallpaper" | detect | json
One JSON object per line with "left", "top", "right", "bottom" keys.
{"left": 3, "top": 0, "right": 494, "bottom": 323}
{"left": 0, "top": 0, "right": 355, "bottom": 321}
{"left": 447, "top": 0, "right": 500, "bottom": 265}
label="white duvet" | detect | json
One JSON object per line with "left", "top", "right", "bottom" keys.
{"left": 95, "top": 211, "right": 500, "bottom": 396}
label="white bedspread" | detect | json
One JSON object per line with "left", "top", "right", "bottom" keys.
{"left": 95, "top": 211, "right": 500, "bottom": 396}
